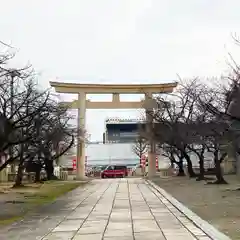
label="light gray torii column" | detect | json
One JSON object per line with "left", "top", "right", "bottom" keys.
{"left": 144, "top": 93, "right": 157, "bottom": 178}
{"left": 76, "top": 92, "right": 87, "bottom": 180}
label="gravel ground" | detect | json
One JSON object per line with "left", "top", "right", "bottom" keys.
{"left": 153, "top": 174, "right": 240, "bottom": 240}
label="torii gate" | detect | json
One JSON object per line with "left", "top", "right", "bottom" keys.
{"left": 50, "top": 81, "right": 177, "bottom": 180}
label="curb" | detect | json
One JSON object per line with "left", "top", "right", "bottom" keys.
{"left": 146, "top": 180, "right": 232, "bottom": 240}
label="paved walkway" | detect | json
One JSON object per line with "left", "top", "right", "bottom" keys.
{"left": 0, "top": 178, "right": 212, "bottom": 240}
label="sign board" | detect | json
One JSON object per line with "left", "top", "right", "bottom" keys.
{"left": 106, "top": 117, "right": 145, "bottom": 124}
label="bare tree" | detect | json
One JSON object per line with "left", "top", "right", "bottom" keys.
{"left": 161, "top": 144, "right": 186, "bottom": 176}
{"left": 148, "top": 79, "right": 204, "bottom": 178}
{"left": 0, "top": 73, "right": 47, "bottom": 173}
{"left": 132, "top": 136, "right": 147, "bottom": 165}
{"left": 0, "top": 48, "right": 81, "bottom": 187}
{"left": 179, "top": 79, "right": 232, "bottom": 183}
{"left": 142, "top": 78, "right": 231, "bottom": 183}
{"left": 24, "top": 96, "right": 76, "bottom": 182}
{"left": 181, "top": 79, "right": 233, "bottom": 184}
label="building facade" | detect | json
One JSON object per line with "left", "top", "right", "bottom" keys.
{"left": 104, "top": 117, "right": 145, "bottom": 143}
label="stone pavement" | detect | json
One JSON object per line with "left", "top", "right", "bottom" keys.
{"left": 0, "top": 178, "right": 214, "bottom": 240}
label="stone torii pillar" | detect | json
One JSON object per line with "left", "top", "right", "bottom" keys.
{"left": 144, "top": 93, "right": 158, "bottom": 178}
{"left": 76, "top": 92, "right": 87, "bottom": 180}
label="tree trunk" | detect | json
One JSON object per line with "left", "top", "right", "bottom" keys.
{"left": 183, "top": 152, "right": 196, "bottom": 177}
{"left": 43, "top": 148, "right": 56, "bottom": 180}
{"left": 213, "top": 149, "right": 228, "bottom": 184}
{"left": 196, "top": 149, "right": 205, "bottom": 181}
{"left": 176, "top": 158, "right": 185, "bottom": 176}
{"left": 13, "top": 143, "right": 25, "bottom": 187}
{"left": 177, "top": 165, "right": 185, "bottom": 176}
{"left": 219, "top": 152, "right": 227, "bottom": 163}
{"left": 35, "top": 166, "right": 41, "bottom": 183}
{"left": 13, "top": 163, "right": 24, "bottom": 187}
{"left": 34, "top": 161, "right": 42, "bottom": 183}
{"left": 170, "top": 152, "right": 176, "bottom": 168}
{"left": 45, "top": 160, "right": 54, "bottom": 180}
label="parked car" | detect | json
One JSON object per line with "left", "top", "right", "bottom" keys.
{"left": 101, "top": 165, "right": 128, "bottom": 178}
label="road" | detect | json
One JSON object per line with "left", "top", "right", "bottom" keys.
{"left": 0, "top": 178, "right": 213, "bottom": 239}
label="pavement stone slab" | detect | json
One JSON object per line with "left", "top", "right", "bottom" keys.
{"left": 0, "top": 178, "right": 229, "bottom": 239}
{"left": 132, "top": 211, "right": 154, "bottom": 220}
{"left": 87, "top": 214, "right": 110, "bottom": 221}
{"left": 104, "top": 229, "right": 133, "bottom": 237}
{"left": 133, "top": 219, "right": 162, "bottom": 232}
{"left": 73, "top": 233, "right": 103, "bottom": 240}
{"left": 107, "top": 221, "right": 132, "bottom": 231}
{"left": 104, "top": 237, "right": 134, "bottom": 240}
{"left": 42, "top": 231, "right": 76, "bottom": 240}
{"left": 77, "top": 220, "right": 107, "bottom": 234}
{"left": 134, "top": 232, "right": 166, "bottom": 240}
{"left": 52, "top": 219, "right": 84, "bottom": 232}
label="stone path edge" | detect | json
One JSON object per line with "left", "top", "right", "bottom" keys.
{"left": 146, "top": 179, "right": 232, "bottom": 240}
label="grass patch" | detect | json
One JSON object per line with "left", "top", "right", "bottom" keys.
{"left": 0, "top": 181, "right": 85, "bottom": 226}
{"left": 0, "top": 216, "right": 22, "bottom": 226}
{"left": 24, "top": 181, "right": 83, "bottom": 205}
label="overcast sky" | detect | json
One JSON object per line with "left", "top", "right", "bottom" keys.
{"left": 1, "top": 0, "right": 240, "bottom": 140}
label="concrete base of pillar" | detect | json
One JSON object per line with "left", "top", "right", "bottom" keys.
{"left": 75, "top": 174, "right": 88, "bottom": 181}
{"left": 75, "top": 177, "right": 88, "bottom": 182}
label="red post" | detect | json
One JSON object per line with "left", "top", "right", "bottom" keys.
{"left": 156, "top": 156, "right": 159, "bottom": 170}
{"left": 72, "top": 158, "right": 76, "bottom": 170}
{"left": 140, "top": 155, "right": 146, "bottom": 167}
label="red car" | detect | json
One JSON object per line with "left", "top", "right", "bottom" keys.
{"left": 101, "top": 165, "right": 128, "bottom": 178}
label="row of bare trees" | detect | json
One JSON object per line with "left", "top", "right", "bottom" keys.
{"left": 0, "top": 48, "right": 77, "bottom": 187}
{"left": 133, "top": 71, "right": 240, "bottom": 184}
